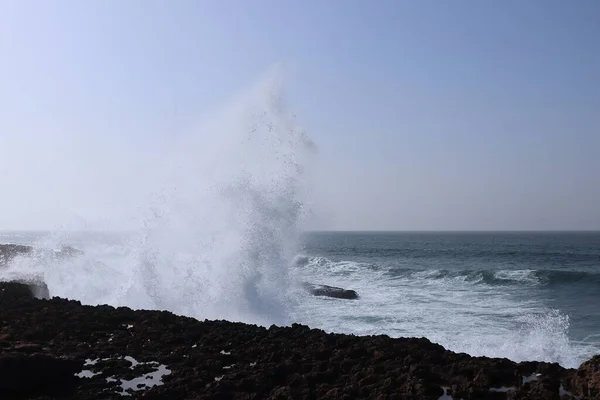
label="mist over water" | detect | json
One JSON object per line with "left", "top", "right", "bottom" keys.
{"left": 2, "top": 68, "right": 315, "bottom": 326}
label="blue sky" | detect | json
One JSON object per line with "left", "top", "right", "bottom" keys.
{"left": 1, "top": 0, "right": 599, "bottom": 230}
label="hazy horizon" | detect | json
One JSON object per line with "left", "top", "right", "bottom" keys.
{"left": 2, "top": 229, "right": 599, "bottom": 234}
{"left": 1, "top": 1, "right": 599, "bottom": 232}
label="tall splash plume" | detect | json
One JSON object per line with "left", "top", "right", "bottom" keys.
{"left": 4, "top": 68, "right": 316, "bottom": 326}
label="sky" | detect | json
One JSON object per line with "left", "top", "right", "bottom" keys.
{"left": 1, "top": 0, "right": 599, "bottom": 231}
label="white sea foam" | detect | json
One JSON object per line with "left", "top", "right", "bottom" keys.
{"left": 522, "top": 373, "right": 541, "bottom": 384}
{"left": 438, "top": 387, "right": 453, "bottom": 400}
{"left": 76, "top": 370, "right": 99, "bottom": 379}
{"left": 292, "top": 256, "right": 598, "bottom": 368}
{"left": 559, "top": 385, "right": 581, "bottom": 399}
{"left": 494, "top": 269, "right": 539, "bottom": 285}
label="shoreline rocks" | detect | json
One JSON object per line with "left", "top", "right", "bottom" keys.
{"left": 0, "top": 281, "right": 597, "bottom": 399}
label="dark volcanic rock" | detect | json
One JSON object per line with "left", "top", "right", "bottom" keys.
{"left": 0, "top": 281, "right": 597, "bottom": 399}
{"left": 0, "top": 279, "right": 50, "bottom": 300}
{"left": 0, "top": 281, "right": 35, "bottom": 300}
{"left": 0, "top": 351, "right": 82, "bottom": 398}
{"left": 302, "top": 282, "right": 359, "bottom": 300}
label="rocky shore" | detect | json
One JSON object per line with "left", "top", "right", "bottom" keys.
{"left": 0, "top": 281, "right": 598, "bottom": 399}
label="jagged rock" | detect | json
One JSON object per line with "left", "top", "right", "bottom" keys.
{"left": 0, "top": 281, "right": 38, "bottom": 300}
{"left": 302, "top": 282, "right": 359, "bottom": 299}
{"left": 0, "top": 281, "right": 597, "bottom": 399}
{"left": 0, "top": 279, "right": 49, "bottom": 300}
{"left": 565, "top": 355, "right": 600, "bottom": 398}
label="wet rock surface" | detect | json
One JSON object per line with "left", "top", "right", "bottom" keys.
{"left": 0, "top": 281, "right": 597, "bottom": 399}
{"left": 564, "top": 355, "right": 600, "bottom": 399}
{"left": 302, "top": 282, "right": 359, "bottom": 300}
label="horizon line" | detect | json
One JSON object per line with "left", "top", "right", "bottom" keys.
{"left": 1, "top": 229, "right": 599, "bottom": 233}
{"left": 305, "top": 229, "right": 600, "bottom": 233}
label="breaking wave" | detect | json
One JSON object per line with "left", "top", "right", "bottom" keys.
{"left": 294, "top": 254, "right": 600, "bottom": 288}
{"left": 386, "top": 267, "right": 600, "bottom": 287}
{"left": 292, "top": 255, "right": 600, "bottom": 368}
{"left": 0, "top": 67, "right": 315, "bottom": 327}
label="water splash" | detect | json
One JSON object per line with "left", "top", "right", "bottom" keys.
{"left": 2, "top": 67, "right": 315, "bottom": 326}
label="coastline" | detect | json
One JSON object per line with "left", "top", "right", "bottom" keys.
{"left": 1, "top": 281, "right": 598, "bottom": 399}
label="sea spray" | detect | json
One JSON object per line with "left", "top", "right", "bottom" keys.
{"left": 2, "top": 67, "right": 316, "bottom": 326}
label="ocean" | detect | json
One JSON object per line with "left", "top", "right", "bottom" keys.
{"left": 296, "top": 231, "right": 600, "bottom": 369}
{"left": 1, "top": 230, "right": 598, "bottom": 369}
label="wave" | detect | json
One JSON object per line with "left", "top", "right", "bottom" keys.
{"left": 394, "top": 267, "right": 600, "bottom": 287}
{"left": 296, "top": 255, "right": 600, "bottom": 287}
{"left": 317, "top": 247, "right": 600, "bottom": 265}
{"left": 0, "top": 68, "right": 315, "bottom": 327}
{"left": 291, "top": 255, "right": 599, "bottom": 368}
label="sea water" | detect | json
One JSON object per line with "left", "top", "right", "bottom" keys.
{"left": 295, "top": 231, "right": 600, "bottom": 369}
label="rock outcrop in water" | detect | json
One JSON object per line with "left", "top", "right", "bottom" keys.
{"left": 302, "top": 282, "right": 359, "bottom": 300}
{"left": 0, "top": 281, "right": 598, "bottom": 399}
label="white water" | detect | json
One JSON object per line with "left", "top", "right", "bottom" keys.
{"left": 292, "top": 255, "right": 599, "bottom": 369}
{"left": 1, "top": 68, "right": 315, "bottom": 326}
